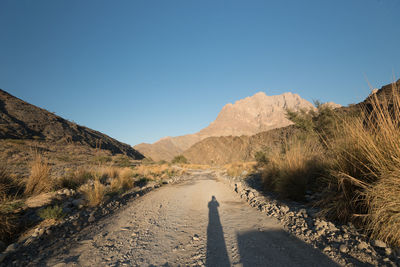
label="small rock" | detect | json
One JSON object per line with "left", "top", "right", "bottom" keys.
{"left": 339, "top": 244, "right": 349, "bottom": 253}
{"left": 192, "top": 234, "right": 200, "bottom": 241}
{"left": 63, "top": 189, "right": 71, "bottom": 196}
{"left": 373, "top": 240, "right": 387, "bottom": 248}
{"left": 357, "top": 241, "right": 368, "bottom": 250}
{"left": 53, "top": 262, "right": 67, "bottom": 267}
{"left": 72, "top": 199, "right": 85, "bottom": 209}
{"left": 88, "top": 214, "right": 95, "bottom": 223}
{"left": 280, "top": 205, "right": 289, "bottom": 214}
{"left": 38, "top": 228, "right": 45, "bottom": 236}
{"left": 385, "top": 247, "right": 392, "bottom": 256}
{"left": 323, "top": 246, "right": 332, "bottom": 252}
{"left": 5, "top": 243, "right": 17, "bottom": 253}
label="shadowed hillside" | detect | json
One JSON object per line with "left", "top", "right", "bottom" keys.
{"left": 183, "top": 126, "right": 300, "bottom": 165}
{"left": 0, "top": 89, "right": 143, "bottom": 159}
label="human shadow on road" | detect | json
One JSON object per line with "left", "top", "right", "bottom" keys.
{"left": 206, "top": 196, "right": 230, "bottom": 267}
{"left": 237, "top": 230, "right": 343, "bottom": 267}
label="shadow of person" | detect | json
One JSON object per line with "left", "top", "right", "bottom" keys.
{"left": 206, "top": 196, "right": 230, "bottom": 267}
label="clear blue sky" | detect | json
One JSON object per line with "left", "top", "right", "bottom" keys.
{"left": 1, "top": 0, "right": 399, "bottom": 146}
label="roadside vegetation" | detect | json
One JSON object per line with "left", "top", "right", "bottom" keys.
{"left": 242, "top": 82, "right": 400, "bottom": 246}
{"left": 0, "top": 153, "right": 188, "bottom": 244}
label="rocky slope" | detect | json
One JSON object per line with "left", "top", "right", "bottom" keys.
{"left": 183, "top": 126, "right": 300, "bottom": 165}
{"left": 0, "top": 89, "right": 143, "bottom": 159}
{"left": 135, "top": 92, "right": 314, "bottom": 161}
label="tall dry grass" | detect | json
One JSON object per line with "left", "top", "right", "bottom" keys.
{"left": 110, "top": 168, "right": 135, "bottom": 192}
{"left": 320, "top": 81, "right": 400, "bottom": 246}
{"left": 262, "top": 138, "right": 328, "bottom": 201}
{"left": 224, "top": 162, "right": 257, "bottom": 177}
{"left": 24, "top": 155, "right": 53, "bottom": 196}
{"left": 81, "top": 179, "right": 107, "bottom": 207}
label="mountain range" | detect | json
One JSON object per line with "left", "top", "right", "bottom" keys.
{"left": 134, "top": 91, "right": 315, "bottom": 161}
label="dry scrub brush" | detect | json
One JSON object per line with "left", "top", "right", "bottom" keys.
{"left": 80, "top": 179, "right": 107, "bottom": 207}
{"left": 224, "top": 162, "right": 257, "bottom": 177}
{"left": 110, "top": 168, "right": 135, "bottom": 193}
{"left": 262, "top": 138, "right": 329, "bottom": 201}
{"left": 24, "top": 155, "right": 53, "bottom": 196}
{"left": 321, "top": 82, "right": 400, "bottom": 246}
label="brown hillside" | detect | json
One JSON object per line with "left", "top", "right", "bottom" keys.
{"left": 183, "top": 126, "right": 300, "bottom": 165}
{"left": 0, "top": 89, "right": 144, "bottom": 159}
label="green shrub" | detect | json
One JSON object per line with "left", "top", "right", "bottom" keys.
{"left": 172, "top": 155, "right": 188, "bottom": 164}
{"left": 113, "top": 154, "right": 132, "bottom": 167}
{"left": 38, "top": 205, "right": 65, "bottom": 220}
{"left": 134, "top": 177, "right": 149, "bottom": 187}
{"left": 254, "top": 151, "right": 269, "bottom": 165}
{"left": 93, "top": 155, "right": 112, "bottom": 165}
{"left": 59, "top": 169, "right": 93, "bottom": 190}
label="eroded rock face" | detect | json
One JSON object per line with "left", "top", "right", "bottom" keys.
{"left": 0, "top": 89, "right": 143, "bottom": 159}
{"left": 199, "top": 92, "right": 314, "bottom": 137}
{"left": 135, "top": 91, "right": 315, "bottom": 161}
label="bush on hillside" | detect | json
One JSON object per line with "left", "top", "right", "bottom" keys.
{"left": 172, "top": 155, "right": 188, "bottom": 164}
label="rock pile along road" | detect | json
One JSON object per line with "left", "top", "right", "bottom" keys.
{"left": 26, "top": 170, "right": 338, "bottom": 267}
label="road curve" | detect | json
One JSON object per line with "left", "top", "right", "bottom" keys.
{"left": 33, "top": 170, "right": 338, "bottom": 266}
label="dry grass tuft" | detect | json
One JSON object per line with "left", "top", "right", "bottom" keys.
{"left": 81, "top": 179, "right": 107, "bottom": 207}
{"left": 58, "top": 168, "right": 93, "bottom": 190}
{"left": 263, "top": 139, "right": 328, "bottom": 201}
{"left": 224, "top": 162, "right": 257, "bottom": 177}
{"left": 0, "top": 165, "right": 23, "bottom": 198}
{"left": 24, "top": 155, "right": 53, "bottom": 196}
{"left": 0, "top": 211, "right": 18, "bottom": 242}
{"left": 110, "top": 168, "right": 135, "bottom": 192}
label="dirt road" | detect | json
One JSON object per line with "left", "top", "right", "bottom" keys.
{"left": 33, "top": 170, "right": 338, "bottom": 266}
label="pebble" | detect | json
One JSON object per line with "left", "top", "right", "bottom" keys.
{"left": 192, "top": 234, "right": 200, "bottom": 241}
{"left": 339, "top": 244, "right": 349, "bottom": 253}
{"left": 373, "top": 240, "right": 387, "bottom": 248}
{"left": 323, "top": 246, "right": 332, "bottom": 252}
{"left": 5, "top": 243, "right": 17, "bottom": 253}
{"left": 72, "top": 199, "right": 85, "bottom": 209}
{"left": 358, "top": 241, "right": 368, "bottom": 250}
{"left": 88, "top": 214, "right": 96, "bottom": 223}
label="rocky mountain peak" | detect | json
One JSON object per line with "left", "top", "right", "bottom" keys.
{"left": 135, "top": 90, "right": 316, "bottom": 161}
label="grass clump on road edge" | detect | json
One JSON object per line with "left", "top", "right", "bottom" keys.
{"left": 261, "top": 138, "right": 329, "bottom": 201}
{"left": 81, "top": 179, "right": 107, "bottom": 207}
